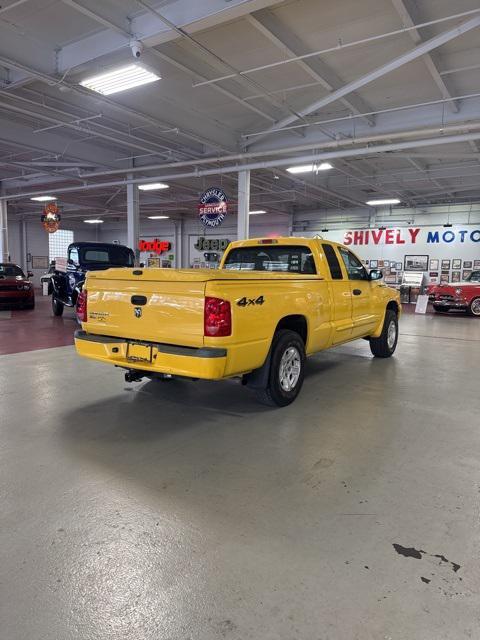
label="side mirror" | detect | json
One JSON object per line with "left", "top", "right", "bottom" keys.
{"left": 27, "top": 271, "right": 34, "bottom": 278}
{"left": 369, "top": 269, "right": 383, "bottom": 281}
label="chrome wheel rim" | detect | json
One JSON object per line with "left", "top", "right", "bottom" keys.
{"left": 279, "top": 346, "right": 301, "bottom": 392}
{"left": 471, "top": 298, "right": 480, "bottom": 316}
{"left": 387, "top": 320, "right": 397, "bottom": 349}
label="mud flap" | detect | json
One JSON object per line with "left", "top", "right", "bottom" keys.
{"left": 243, "top": 347, "right": 272, "bottom": 390}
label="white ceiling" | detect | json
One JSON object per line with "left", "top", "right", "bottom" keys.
{"left": 1, "top": 0, "right": 480, "bottom": 224}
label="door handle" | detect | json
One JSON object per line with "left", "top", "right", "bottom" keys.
{"left": 352, "top": 289, "right": 362, "bottom": 296}
{"left": 131, "top": 295, "right": 147, "bottom": 305}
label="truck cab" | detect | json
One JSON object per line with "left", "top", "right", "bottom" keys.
{"left": 51, "top": 242, "right": 134, "bottom": 317}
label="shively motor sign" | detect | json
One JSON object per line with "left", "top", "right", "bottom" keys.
{"left": 306, "top": 225, "right": 480, "bottom": 264}
{"left": 342, "top": 227, "right": 480, "bottom": 246}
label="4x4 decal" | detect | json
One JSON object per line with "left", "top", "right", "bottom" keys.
{"left": 237, "top": 296, "right": 265, "bottom": 307}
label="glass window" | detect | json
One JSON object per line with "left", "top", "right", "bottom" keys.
{"left": 69, "top": 247, "right": 79, "bottom": 265}
{"left": 79, "top": 245, "right": 134, "bottom": 267}
{"left": 322, "top": 244, "right": 343, "bottom": 280}
{"left": 338, "top": 248, "right": 369, "bottom": 281}
{"left": 0, "top": 263, "right": 24, "bottom": 278}
{"left": 49, "top": 229, "right": 74, "bottom": 261}
{"left": 224, "top": 245, "right": 316, "bottom": 274}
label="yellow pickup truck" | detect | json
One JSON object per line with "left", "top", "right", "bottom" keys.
{"left": 75, "top": 237, "right": 400, "bottom": 406}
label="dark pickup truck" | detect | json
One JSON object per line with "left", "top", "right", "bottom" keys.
{"left": 51, "top": 242, "right": 135, "bottom": 316}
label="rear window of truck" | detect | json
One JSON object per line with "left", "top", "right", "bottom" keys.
{"left": 79, "top": 246, "right": 134, "bottom": 267}
{"left": 224, "top": 246, "right": 316, "bottom": 274}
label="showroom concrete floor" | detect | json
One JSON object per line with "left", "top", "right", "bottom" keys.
{"left": 1, "top": 313, "right": 479, "bottom": 640}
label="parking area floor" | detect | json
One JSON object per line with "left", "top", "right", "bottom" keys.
{"left": 1, "top": 312, "right": 479, "bottom": 639}
{"left": 0, "top": 294, "right": 76, "bottom": 355}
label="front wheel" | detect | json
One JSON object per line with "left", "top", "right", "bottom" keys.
{"left": 467, "top": 297, "right": 480, "bottom": 317}
{"left": 256, "top": 330, "right": 305, "bottom": 407}
{"left": 52, "top": 295, "right": 64, "bottom": 317}
{"left": 369, "top": 309, "right": 398, "bottom": 358}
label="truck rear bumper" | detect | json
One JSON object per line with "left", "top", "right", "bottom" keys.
{"left": 74, "top": 330, "right": 227, "bottom": 379}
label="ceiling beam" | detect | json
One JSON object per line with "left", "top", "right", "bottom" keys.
{"left": 0, "top": 0, "right": 31, "bottom": 14}
{"left": 390, "top": 0, "right": 458, "bottom": 112}
{"left": 247, "top": 14, "right": 480, "bottom": 146}
{"left": 246, "top": 11, "right": 375, "bottom": 127}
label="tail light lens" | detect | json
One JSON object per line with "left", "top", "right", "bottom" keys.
{"left": 204, "top": 297, "right": 231, "bottom": 337}
{"left": 76, "top": 290, "right": 88, "bottom": 323}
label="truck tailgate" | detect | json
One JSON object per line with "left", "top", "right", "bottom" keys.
{"left": 84, "top": 268, "right": 207, "bottom": 347}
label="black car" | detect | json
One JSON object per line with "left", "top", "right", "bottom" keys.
{"left": 51, "top": 242, "right": 135, "bottom": 316}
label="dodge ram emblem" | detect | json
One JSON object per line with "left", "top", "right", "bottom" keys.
{"left": 134, "top": 307, "right": 142, "bottom": 318}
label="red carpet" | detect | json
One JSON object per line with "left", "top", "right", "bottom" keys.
{"left": 0, "top": 293, "right": 76, "bottom": 355}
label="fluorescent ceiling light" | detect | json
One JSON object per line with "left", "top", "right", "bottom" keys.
{"left": 147, "top": 215, "right": 169, "bottom": 219}
{"left": 249, "top": 210, "right": 266, "bottom": 215}
{"left": 286, "top": 162, "right": 333, "bottom": 174}
{"left": 30, "top": 195, "right": 57, "bottom": 202}
{"left": 138, "top": 182, "right": 169, "bottom": 191}
{"left": 84, "top": 219, "right": 104, "bottom": 224}
{"left": 80, "top": 64, "right": 160, "bottom": 96}
{"left": 366, "top": 198, "right": 401, "bottom": 206}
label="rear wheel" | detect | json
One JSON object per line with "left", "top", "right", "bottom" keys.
{"left": 256, "top": 329, "right": 305, "bottom": 407}
{"left": 433, "top": 304, "right": 449, "bottom": 313}
{"left": 468, "top": 297, "right": 480, "bottom": 317}
{"left": 369, "top": 309, "right": 398, "bottom": 358}
{"left": 52, "top": 295, "right": 64, "bottom": 317}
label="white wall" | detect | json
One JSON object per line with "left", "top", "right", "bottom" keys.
{"left": 7, "top": 219, "right": 97, "bottom": 286}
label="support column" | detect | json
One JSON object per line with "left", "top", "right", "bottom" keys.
{"left": 127, "top": 174, "right": 140, "bottom": 263}
{"left": 20, "top": 219, "right": 27, "bottom": 273}
{"left": 237, "top": 169, "right": 250, "bottom": 240}
{"left": 0, "top": 186, "right": 8, "bottom": 262}
{"left": 174, "top": 220, "right": 183, "bottom": 269}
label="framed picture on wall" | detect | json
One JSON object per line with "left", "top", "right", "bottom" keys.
{"left": 405, "top": 255, "right": 429, "bottom": 272}
{"left": 452, "top": 259, "right": 462, "bottom": 270}
{"left": 451, "top": 271, "right": 461, "bottom": 283}
{"left": 430, "top": 259, "right": 439, "bottom": 270}
{"left": 429, "top": 271, "right": 439, "bottom": 277}
{"left": 463, "top": 260, "right": 473, "bottom": 269}
{"left": 383, "top": 260, "right": 390, "bottom": 267}
{"left": 370, "top": 260, "right": 378, "bottom": 268}
{"left": 463, "top": 270, "right": 472, "bottom": 280}
{"left": 441, "top": 271, "right": 450, "bottom": 283}
{"left": 441, "top": 259, "right": 451, "bottom": 270}
{"left": 378, "top": 260, "right": 385, "bottom": 267}
{"left": 474, "top": 260, "right": 480, "bottom": 268}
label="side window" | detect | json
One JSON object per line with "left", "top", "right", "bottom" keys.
{"left": 322, "top": 244, "right": 343, "bottom": 280}
{"left": 69, "top": 247, "right": 79, "bottom": 265}
{"left": 338, "top": 248, "right": 369, "bottom": 281}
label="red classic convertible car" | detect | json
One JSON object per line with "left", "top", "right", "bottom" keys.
{"left": 428, "top": 270, "right": 480, "bottom": 316}
{"left": 0, "top": 263, "right": 35, "bottom": 309}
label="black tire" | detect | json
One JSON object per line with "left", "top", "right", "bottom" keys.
{"left": 433, "top": 304, "right": 449, "bottom": 313}
{"left": 369, "top": 309, "right": 398, "bottom": 358}
{"left": 256, "top": 329, "right": 305, "bottom": 407}
{"left": 52, "top": 295, "right": 64, "bottom": 317}
{"left": 467, "top": 297, "right": 480, "bottom": 317}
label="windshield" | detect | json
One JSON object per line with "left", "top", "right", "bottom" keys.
{"left": 0, "top": 264, "right": 25, "bottom": 278}
{"left": 223, "top": 245, "right": 316, "bottom": 274}
{"left": 466, "top": 270, "right": 480, "bottom": 283}
{"left": 78, "top": 246, "right": 134, "bottom": 267}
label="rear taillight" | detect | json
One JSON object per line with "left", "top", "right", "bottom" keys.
{"left": 76, "top": 290, "right": 88, "bottom": 323}
{"left": 204, "top": 297, "right": 231, "bottom": 337}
